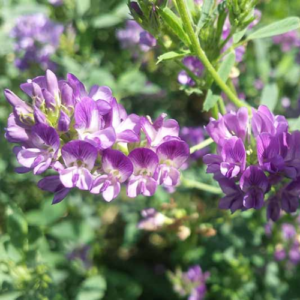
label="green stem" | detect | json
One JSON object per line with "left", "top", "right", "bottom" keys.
{"left": 218, "top": 98, "right": 226, "bottom": 115}
{"left": 182, "top": 177, "right": 222, "bottom": 194}
{"left": 211, "top": 104, "right": 219, "bottom": 119}
{"left": 190, "top": 137, "right": 213, "bottom": 154}
{"left": 176, "top": 0, "right": 251, "bottom": 112}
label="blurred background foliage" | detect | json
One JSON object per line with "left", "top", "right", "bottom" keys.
{"left": 1, "top": 0, "right": 300, "bottom": 299}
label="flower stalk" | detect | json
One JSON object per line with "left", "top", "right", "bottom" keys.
{"left": 176, "top": 0, "right": 252, "bottom": 112}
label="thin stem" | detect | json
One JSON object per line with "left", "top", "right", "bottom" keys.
{"left": 182, "top": 177, "right": 222, "bottom": 194}
{"left": 190, "top": 137, "right": 213, "bottom": 154}
{"left": 218, "top": 98, "right": 226, "bottom": 115}
{"left": 228, "top": 79, "right": 238, "bottom": 96}
{"left": 211, "top": 104, "right": 219, "bottom": 119}
{"left": 176, "top": 0, "right": 252, "bottom": 112}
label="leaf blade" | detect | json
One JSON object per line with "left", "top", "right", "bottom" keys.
{"left": 247, "top": 17, "right": 300, "bottom": 40}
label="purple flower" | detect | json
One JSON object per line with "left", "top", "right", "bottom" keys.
{"left": 141, "top": 113, "right": 179, "bottom": 147}
{"left": 281, "top": 224, "right": 296, "bottom": 240}
{"left": 5, "top": 113, "right": 31, "bottom": 143}
{"left": 218, "top": 178, "right": 245, "bottom": 213}
{"left": 183, "top": 266, "right": 209, "bottom": 300}
{"left": 10, "top": 14, "right": 63, "bottom": 70}
{"left": 251, "top": 105, "right": 288, "bottom": 137}
{"left": 48, "top": 0, "right": 63, "bottom": 6}
{"left": 38, "top": 175, "right": 70, "bottom": 204}
{"left": 256, "top": 133, "right": 287, "bottom": 175}
{"left": 154, "top": 140, "right": 189, "bottom": 187}
{"left": 107, "top": 98, "right": 141, "bottom": 143}
{"left": 91, "top": 149, "right": 133, "bottom": 202}
{"left": 139, "top": 31, "right": 157, "bottom": 51}
{"left": 281, "top": 178, "right": 300, "bottom": 213}
{"left": 274, "top": 247, "right": 286, "bottom": 261}
{"left": 16, "top": 123, "right": 60, "bottom": 174}
{"left": 127, "top": 148, "right": 159, "bottom": 197}
{"left": 266, "top": 197, "right": 281, "bottom": 222}
{"left": 220, "top": 137, "right": 246, "bottom": 178}
{"left": 137, "top": 208, "right": 167, "bottom": 231}
{"left": 74, "top": 97, "right": 116, "bottom": 150}
{"left": 206, "top": 107, "right": 249, "bottom": 147}
{"left": 178, "top": 56, "right": 204, "bottom": 86}
{"left": 4, "top": 70, "right": 186, "bottom": 203}
{"left": 67, "top": 245, "right": 91, "bottom": 269}
{"left": 289, "top": 242, "right": 300, "bottom": 264}
{"left": 204, "top": 137, "right": 246, "bottom": 180}
{"left": 116, "top": 20, "right": 156, "bottom": 54}
{"left": 240, "top": 166, "right": 269, "bottom": 209}
{"left": 273, "top": 31, "right": 300, "bottom": 52}
{"left": 59, "top": 140, "right": 97, "bottom": 190}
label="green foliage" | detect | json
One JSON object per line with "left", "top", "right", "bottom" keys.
{"left": 247, "top": 17, "right": 300, "bottom": 40}
{"left": 1, "top": 0, "right": 300, "bottom": 299}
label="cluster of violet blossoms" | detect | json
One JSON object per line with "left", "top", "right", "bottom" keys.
{"left": 4, "top": 70, "right": 190, "bottom": 204}
{"left": 171, "top": 265, "right": 209, "bottom": 300}
{"left": 116, "top": 20, "right": 157, "bottom": 57}
{"left": 204, "top": 105, "right": 300, "bottom": 221}
{"left": 10, "top": 14, "right": 63, "bottom": 71}
{"left": 273, "top": 31, "right": 300, "bottom": 53}
{"left": 266, "top": 222, "right": 300, "bottom": 267}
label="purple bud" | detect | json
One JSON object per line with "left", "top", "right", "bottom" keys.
{"left": 58, "top": 110, "right": 71, "bottom": 132}
{"left": 129, "top": 2, "right": 143, "bottom": 18}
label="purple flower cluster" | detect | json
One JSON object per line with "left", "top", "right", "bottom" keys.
{"left": 10, "top": 14, "right": 63, "bottom": 71}
{"left": 172, "top": 265, "right": 209, "bottom": 300}
{"left": 178, "top": 57, "right": 204, "bottom": 86}
{"left": 273, "top": 31, "right": 300, "bottom": 52}
{"left": 204, "top": 105, "right": 300, "bottom": 221}
{"left": 4, "top": 70, "right": 189, "bottom": 204}
{"left": 137, "top": 208, "right": 168, "bottom": 231}
{"left": 267, "top": 222, "right": 300, "bottom": 266}
{"left": 116, "top": 20, "right": 156, "bottom": 55}
{"left": 48, "top": 0, "right": 63, "bottom": 6}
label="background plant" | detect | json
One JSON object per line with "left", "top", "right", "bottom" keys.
{"left": 1, "top": 0, "right": 300, "bottom": 299}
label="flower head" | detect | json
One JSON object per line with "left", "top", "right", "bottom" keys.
{"left": 11, "top": 14, "right": 63, "bottom": 70}
{"left": 4, "top": 70, "right": 188, "bottom": 203}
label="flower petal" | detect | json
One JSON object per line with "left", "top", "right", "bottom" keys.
{"left": 61, "top": 140, "right": 98, "bottom": 169}
{"left": 129, "top": 148, "right": 159, "bottom": 175}
{"left": 102, "top": 149, "right": 133, "bottom": 182}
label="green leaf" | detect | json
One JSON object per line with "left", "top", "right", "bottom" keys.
{"left": 203, "top": 90, "right": 220, "bottom": 112}
{"left": 76, "top": 275, "right": 107, "bottom": 300}
{"left": 233, "top": 28, "right": 247, "bottom": 43}
{"left": 196, "top": 0, "right": 214, "bottom": 33}
{"left": 203, "top": 52, "right": 236, "bottom": 111}
{"left": 92, "top": 15, "right": 123, "bottom": 28}
{"left": 159, "top": 7, "right": 190, "bottom": 46}
{"left": 288, "top": 117, "right": 300, "bottom": 131}
{"left": 260, "top": 83, "right": 279, "bottom": 112}
{"left": 26, "top": 200, "right": 67, "bottom": 227}
{"left": 76, "top": 0, "right": 91, "bottom": 16}
{"left": 247, "top": 17, "right": 300, "bottom": 40}
{"left": 157, "top": 50, "right": 190, "bottom": 64}
{"left": 0, "top": 292, "right": 22, "bottom": 300}
{"left": 6, "top": 206, "right": 28, "bottom": 250}
{"left": 218, "top": 52, "right": 236, "bottom": 81}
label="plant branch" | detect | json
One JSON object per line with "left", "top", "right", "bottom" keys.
{"left": 181, "top": 177, "right": 222, "bottom": 194}
{"left": 176, "top": 0, "right": 251, "bottom": 112}
{"left": 190, "top": 137, "right": 213, "bottom": 154}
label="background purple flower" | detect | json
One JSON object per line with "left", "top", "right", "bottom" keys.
{"left": 11, "top": 14, "right": 63, "bottom": 70}
{"left": 178, "top": 56, "right": 204, "bottom": 86}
